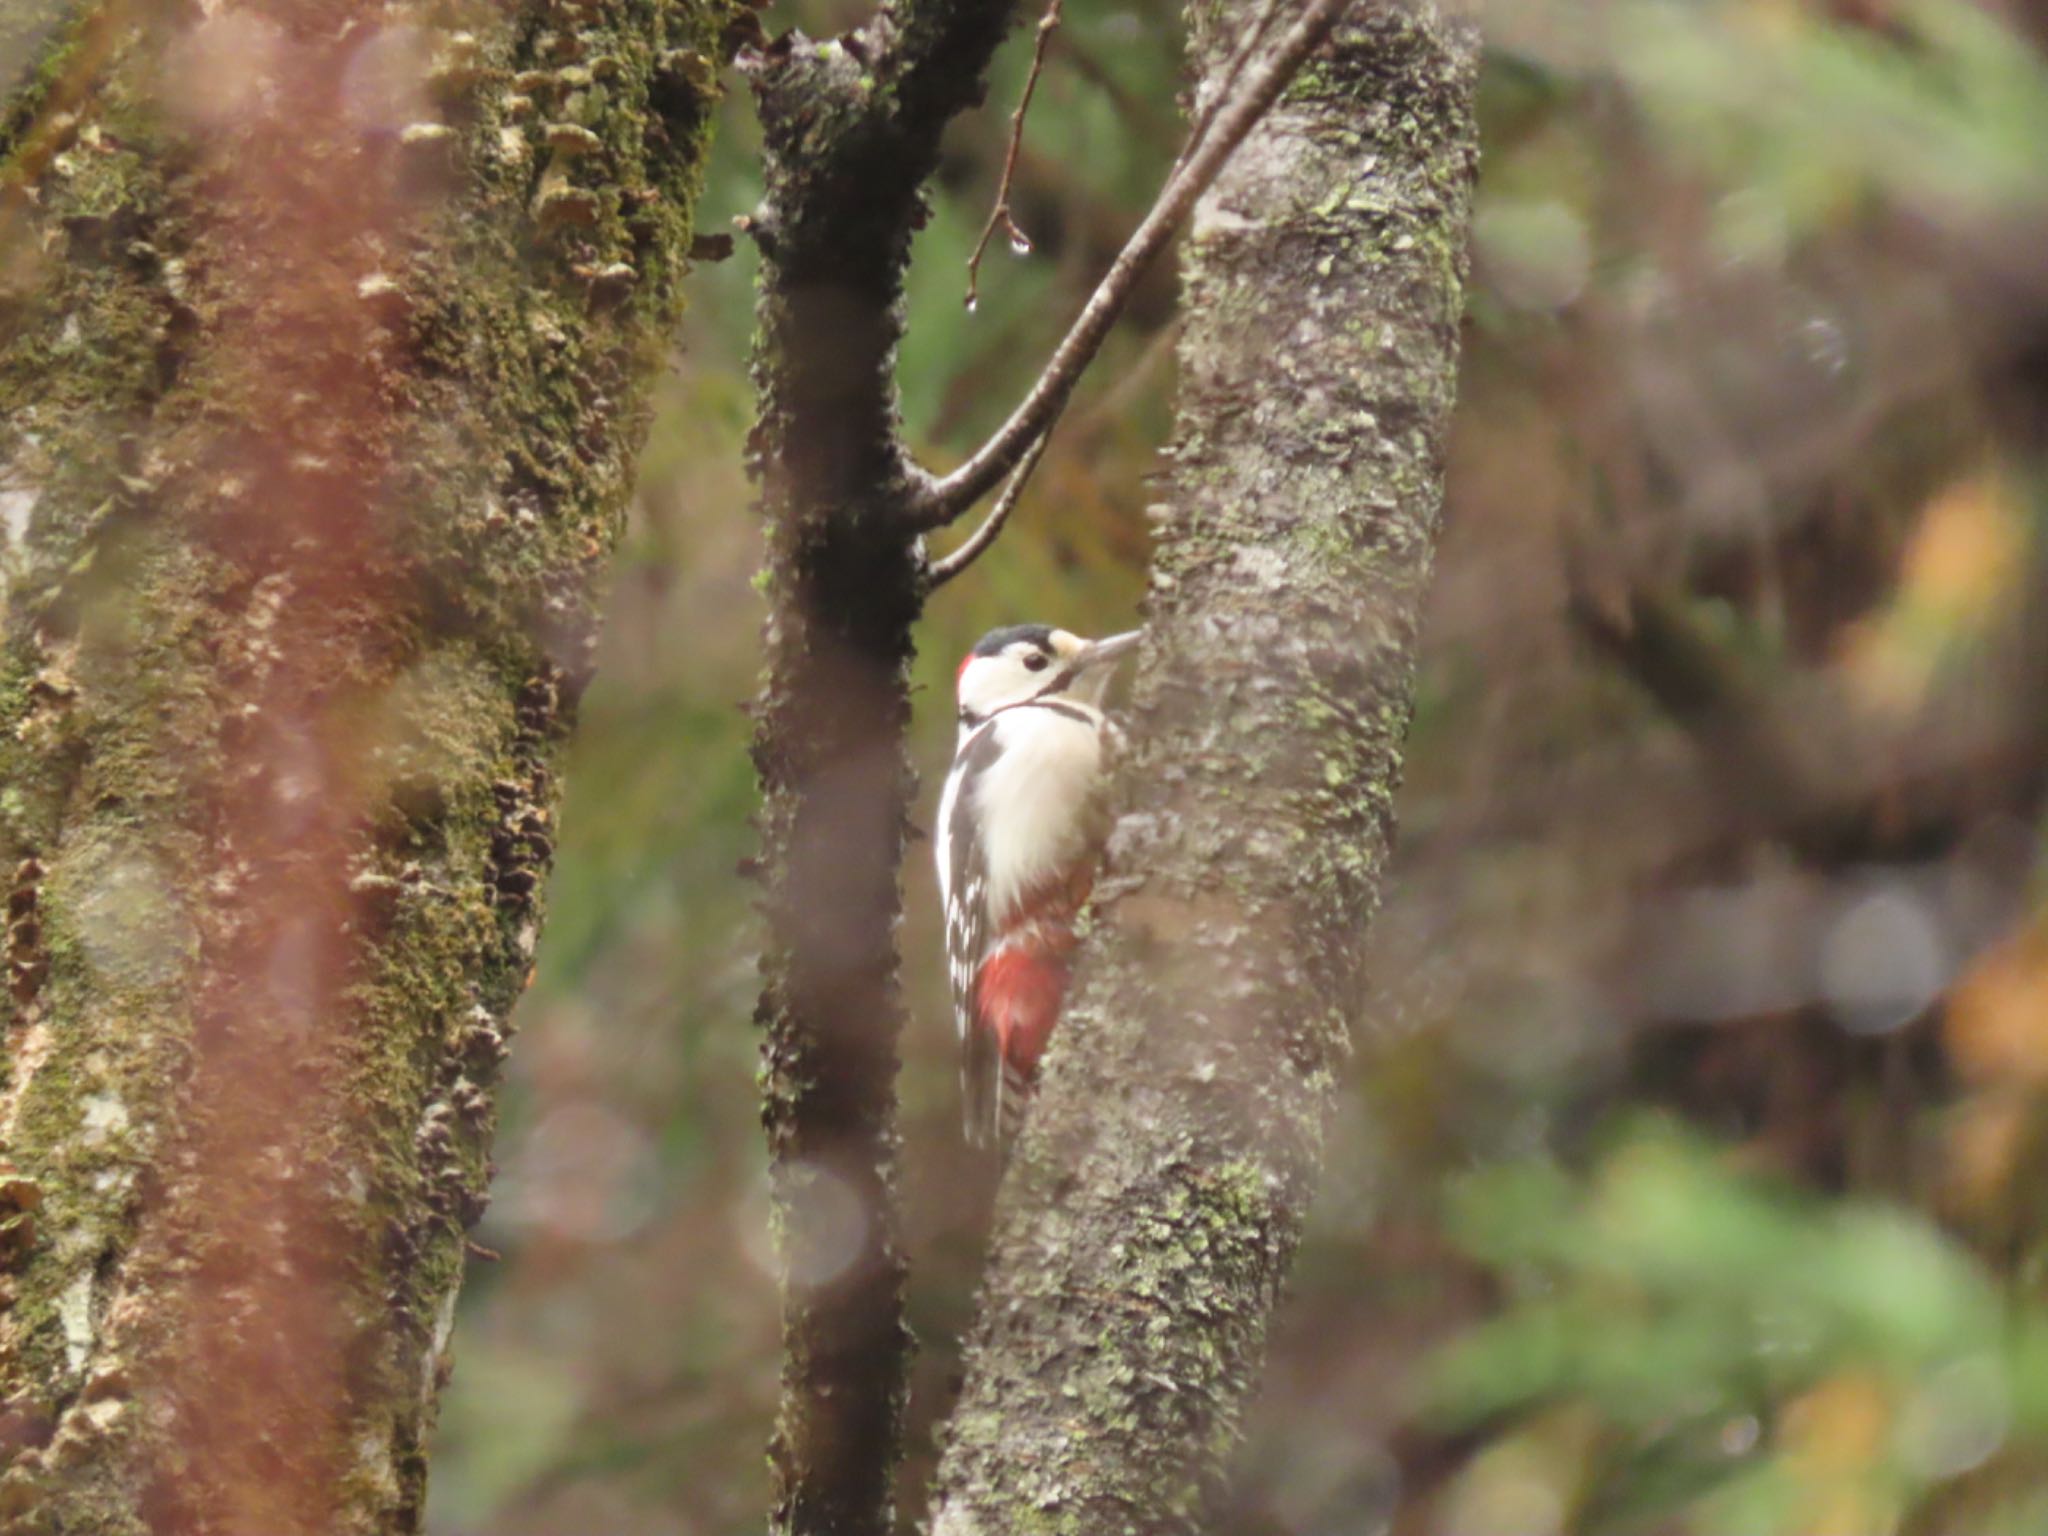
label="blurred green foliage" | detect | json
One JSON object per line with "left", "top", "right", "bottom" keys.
{"left": 1424, "top": 1115, "right": 2048, "bottom": 1535}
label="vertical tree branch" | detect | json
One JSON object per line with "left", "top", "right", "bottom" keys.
{"left": 925, "top": 2, "right": 1480, "bottom": 1530}
{"left": 738, "top": 2, "right": 1017, "bottom": 1533}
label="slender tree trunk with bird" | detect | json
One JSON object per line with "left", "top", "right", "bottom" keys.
{"left": 926, "top": 4, "right": 1481, "bottom": 1529}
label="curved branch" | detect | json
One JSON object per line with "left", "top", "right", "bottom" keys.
{"left": 905, "top": 0, "right": 1354, "bottom": 531}
{"left": 924, "top": 420, "right": 1055, "bottom": 589}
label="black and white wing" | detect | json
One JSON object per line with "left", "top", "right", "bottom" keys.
{"left": 936, "top": 723, "right": 1000, "bottom": 1143}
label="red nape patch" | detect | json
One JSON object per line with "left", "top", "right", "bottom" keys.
{"left": 956, "top": 652, "right": 976, "bottom": 685}
{"left": 975, "top": 947, "right": 1071, "bottom": 1081}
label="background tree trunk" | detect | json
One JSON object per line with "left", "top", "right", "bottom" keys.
{"left": 926, "top": 3, "right": 1480, "bottom": 1530}
{"left": 0, "top": 0, "right": 728, "bottom": 1528}
{"left": 739, "top": 3, "right": 1015, "bottom": 1534}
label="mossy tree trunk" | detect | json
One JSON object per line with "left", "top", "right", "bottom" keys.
{"left": 926, "top": 4, "right": 1480, "bottom": 1531}
{"left": 0, "top": 0, "right": 730, "bottom": 1528}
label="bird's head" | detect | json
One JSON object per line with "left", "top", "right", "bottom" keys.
{"left": 954, "top": 624, "right": 1141, "bottom": 730}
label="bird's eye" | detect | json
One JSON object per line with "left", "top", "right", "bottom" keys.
{"left": 1023, "top": 652, "right": 1049, "bottom": 672}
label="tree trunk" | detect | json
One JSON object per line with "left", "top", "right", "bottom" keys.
{"left": 738, "top": 3, "right": 1015, "bottom": 1534}
{"left": 926, "top": 4, "right": 1480, "bottom": 1531}
{"left": 0, "top": 0, "right": 727, "bottom": 1528}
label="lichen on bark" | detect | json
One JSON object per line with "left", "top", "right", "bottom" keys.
{"left": 925, "top": 3, "right": 1481, "bottom": 1531}
{"left": 0, "top": 0, "right": 732, "bottom": 1527}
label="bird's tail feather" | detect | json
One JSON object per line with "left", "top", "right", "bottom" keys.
{"left": 962, "top": 1021, "right": 999, "bottom": 1148}
{"left": 998, "top": 1059, "right": 1033, "bottom": 1149}
{"left": 961, "top": 1030, "right": 1040, "bottom": 1151}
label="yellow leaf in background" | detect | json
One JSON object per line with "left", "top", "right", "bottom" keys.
{"left": 1437, "top": 1408, "right": 1596, "bottom": 1536}
{"left": 1942, "top": 1089, "right": 2029, "bottom": 1216}
{"left": 1841, "top": 472, "right": 2027, "bottom": 716}
{"left": 1905, "top": 474, "right": 2024, "bottom": 615}
{"left": 1780, "top": 1373, "right": 1899, "bottom": 1536}
{"left": 1737, "top": 0, "right": 1806, "bottom": 47}
{"left": 1784, "top": 1372, "right": 1891, "bottom": 1472}
{"left": 1945, "top": 923, "right": 2048, "bottom": 1085}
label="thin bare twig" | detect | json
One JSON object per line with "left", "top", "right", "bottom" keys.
{"left": 965, "top": 0, "right": 1064, "bottom": 312}
{"left": 926, "top": 420, "right": 1056, "bottom": 588}
{"left": 906, "top": 0, "right": 1351, "bottom": 530}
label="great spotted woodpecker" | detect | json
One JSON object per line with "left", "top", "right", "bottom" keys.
{"left": 936, "top": 624, "right": 1141, "bottom": 1146}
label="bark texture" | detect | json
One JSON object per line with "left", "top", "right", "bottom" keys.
{"left": 0, "top": 0, "right": 729, "bottom": 1528}
{"left": 926, "top": 4, "right": 1480, "bottom": 1531}
{"left": 740, "top": 2, "right": 1015, "bottom": 1534}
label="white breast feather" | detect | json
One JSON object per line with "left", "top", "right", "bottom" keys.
{"left": 974, "top": 707, "right": 1107, "bottom": 926}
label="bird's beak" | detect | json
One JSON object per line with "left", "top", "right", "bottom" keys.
{"left": 1075, "top": 630, "right": 1142, "bottom": 672}
{"left": 1060, "top": 630, "right": 1141, "bottom": 704}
